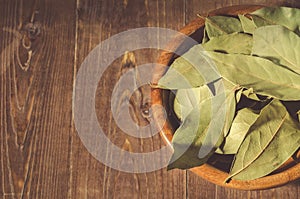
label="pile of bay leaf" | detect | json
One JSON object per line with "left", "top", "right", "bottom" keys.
{"left": 157, "top": 6, "right": 300, "bottom": 181}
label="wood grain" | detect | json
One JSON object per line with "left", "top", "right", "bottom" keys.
{"left": 71, "top": 0, "right": 186, "bottom": 198}
{"left": 0, "top": 0, "right": 299, "bottom": 198}
{"left": 0, "top": 0, "right": 76, "bottom": 198}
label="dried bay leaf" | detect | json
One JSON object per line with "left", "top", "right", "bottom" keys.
{"left": 202, "top": 27, "right": 209, "bottom": 44}
{"left": 168, "top": 79, "right": 239, "bottom": 169}
{"left": 210, "top": 79, "right": 239, "bottom": 137}
{"left": 207, "top": 52, "right": 300, "bottom": 100}
{"left": 221, "top": 108, "right": 260, "bottom": 154}
{"left": 168, "top": 88, "right": 215, "bottom": 169}
{"left": 242, "top": 88, "right": 260, "bottom": 101}
{"left": 242, "top": 88, "right": 264, "bottom": 101}
{"left": 157, "top": 45, "right": 220, "bottom": 89}
{"left": 252, "top": 25, "right": 300, "bottom": 74}
{"left": 222, "top": 81, "right": 238, "bottom": 137}
{"left": 197, "top": 80, "right": 239, "bottom": 159}
{"left": 173, "top": 86, "right": 211, "bottom": 121}
{"left": 202, "top": 33, "right": 253, "bottom": 54}
{"left": 215, "top": 84, "right": 241, "bottom": 154}
{"left": 159, "top": 48, "right": 300, "bottom": 100}
{"left": 235, "top": 88, "right": 243, "bottom": 103}
{"left": 216, "top": 89, "right": 264, "bottom": 155}
{"left": 251, "top": 15, "right": 272, "bottom": 27}
{"left": 227, "top": 99, "right": 300, "bottom": 181}
{"left": 205, "top": 16, "right": 243, "bottom": 39}
{"left": 236, "top": 93, "right": 272, "bottom": 113}
{"left": 238, "top": 14, "right": 257, "bottom": 34}
{"left": 251, "top": 6, "right": 300, "bottom": 34}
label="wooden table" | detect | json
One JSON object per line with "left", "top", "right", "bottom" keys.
{"left": 1, "top": 0, "right": 299, "bottom": 198}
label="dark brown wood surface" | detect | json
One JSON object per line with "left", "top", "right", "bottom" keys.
{"left": 0, "top": 0, "right": 299, "bottom": 198}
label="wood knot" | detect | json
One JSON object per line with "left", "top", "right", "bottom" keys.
{"left": 141, "top": 102, "right": 152, "bottom": 118}
{"left": 17, "top": 19, "right": 41, "bottom": 70}
{"left": 121, "top": 51, "right": 136, "bottom": 69}
{"left": 24, "top": 22, "right": 41, "bottom": 41}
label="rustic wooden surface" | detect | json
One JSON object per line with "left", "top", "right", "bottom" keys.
{"left": 0, "top": 0, "right": 299, "bottom": 198}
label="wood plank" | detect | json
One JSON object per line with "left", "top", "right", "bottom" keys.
{"left": 185, "top": 0, "right": 300, "bottom": 198}
{"left": 0, "top": 0, "right": 76, "bottom": 198}
{"left": 71, "top": 0, "right": 186, "bottom": 198}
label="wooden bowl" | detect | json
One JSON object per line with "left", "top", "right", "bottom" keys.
{"left": 151, "top": 5, "right": 300, "bottom": 190}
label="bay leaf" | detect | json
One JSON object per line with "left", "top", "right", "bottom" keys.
{"left": 168, "top": 88, "right": 215, "bottom": 169}
{"left": 210, "top": 79, "right": 239, "bottom": 137}
{"left": 236, "top": 94, "right": 272, "bottom": 113}
{"left": 207, "top": 52, "right": 300, "bottom": 100}
{"left": 173, "top": 86, "right": 211, "bottom": 121}
{"left": 202, "top": 27, "right": 209, "bottom": 44}
{"left": 238, "top": 14, "right": 257, "bottom": 34}
{"left": 251, "top": 6, "right": 300, "bottom": 34}
{"left": 197, "top": 79, "right": 239, "bottom": 159}
{"left": 235, "top": 88, "right": 243, "bottom": 103}
{"left": 202, "top": 33, "right": 253, "bottom": 54}
{"left": 205, "top": 16, "right": 243, "bottom": 39}
{"left": 242, "top": 88, "right": 262, "bottom": 101}
{"left": 252, "top": 25, "right": 300, "bottom": 74}
{"left": 157, "top": 45, "right": 220, "bottom": 89}
{"left": 221, "top": 108, "right": 260, "bottom": 154}
{"left": 168, "top": 79, "right": 239, "bottom": 169}
{"left": 214, "top": 87, "right": 238, "bottom": 154}
{"left": 251, "top": 15, "right": 272, "bottom": 27}
{"left": 227, "top": 99, "right": 300, "bottom": 181}
{"left": 222, "top": 84, "right": 238, "bottom": 137}
{"left": 214, "top": 80, "right": 240, "bottom": 154}
{"left": 159, "top": 47, "right": 300, "bottom": 100}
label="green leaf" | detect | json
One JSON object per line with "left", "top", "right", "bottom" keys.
{"left": 235, "top": 88, "right": 243, "bottom": 103}
{"left": 168, "top": 88, "right": 214, "bottom": 169}
{"left": 227, "top": 99, "right": 300, "bottom": 181}
{"left": 251, "top": 15, "right": 272, "bottom": 27}
{"left": 159, "top": 46, "right": 300, "bottom": 100}
{"left": 221, "top": 108, "right": 260, "bottom": 154}
{"left": 252, "top": 25, "right": 300, "bottom": 74}
{"left": 242, "top": 88, "right": 262, "bottom": 101}
{"left": 202, "top": 33, "right": 253, "bottom": 54}
{"left": 222, "top": 81, "right": 238, "bottom": 137}
{"left": 168, "top": 79, "right": 239, "bottom": 169}
{"left": 173, "top": 86, "right": 212, "bottom": 121}
{"left": 157, "top": 45, "right": 220, "bottom": 89}
{"left": 207, "top": 52, "right": 300, "bottom": 100}
{"left": 205, "top": 16, "right": 243, "bottom": 39}
{"left": 251, "top": 6, "right": 300, "bottom": 34}
{"left": 238, "top": 14, "right": 257, "bottom": 34}
{"left": 202, "top": 27, "right": 209, "bottom": 44}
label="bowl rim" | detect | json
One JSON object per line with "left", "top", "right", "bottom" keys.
{"left": 151, "top": 4, "right": 300, "bottom": 190}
